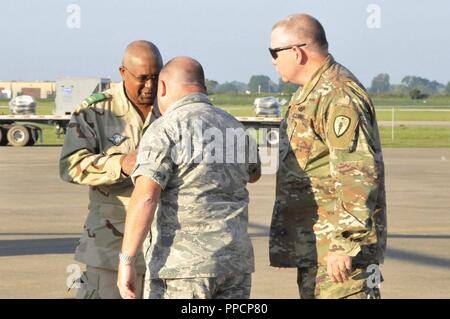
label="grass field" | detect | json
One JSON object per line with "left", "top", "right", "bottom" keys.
{"left": 371, "top": 95, "right": 450, "bottom": 108}
{"left": 25, "top": 103, "right": 450, "bottom": 121}
{"left": 379, "top": 127, "right": 450, "bottom": 147}
{"left": 376, "top": 109, "right": 450, "bottom": 121}
{"left": 4, "top": 95, "right": 450, "bottom": 118}
{"left": 209, "top": 93, "right": 450, "bottom": 108}
{"left": 37, "top": 121, "right": 450, "bottom": 148}
{"left": 219, "top": 104, "right": 450, "bottom": 121}
{"left": 2, "top": 96, "right": 450, "bottom": 147}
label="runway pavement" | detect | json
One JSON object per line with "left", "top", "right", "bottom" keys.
{"left": 0, "top": 146, "right": 449, "bottom": 298}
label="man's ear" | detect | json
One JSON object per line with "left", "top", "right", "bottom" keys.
{"left": 294, "top": 47, "right": 307, "bottom": 65}
{"left": 159, "top": 79, "right": 167, "bottom": 97}
{"left": 119, "top": 66, "right": 126, "bottom": 81}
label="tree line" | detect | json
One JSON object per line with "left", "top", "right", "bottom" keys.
{"left": 207, "top": 73, "right": 450, "bottom": 100}
{"left": 206, "top": 75, "right": 299, "bottom": 95}
{"left": 370, "top": 73, "right": 450, "bottom": 99}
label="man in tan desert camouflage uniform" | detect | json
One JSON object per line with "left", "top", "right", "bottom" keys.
{"left": 116, "top": 57, "right": 261, "bottom": 299}
{"left": 268, "top": 14, "right": 387, "bottom": 298}
{"left": 59, "top": 40, "right": 163, "bottom": 298}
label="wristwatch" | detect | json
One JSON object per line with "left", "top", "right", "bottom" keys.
{"left": 119, "top": 253, "right": 136, "bottom": 265}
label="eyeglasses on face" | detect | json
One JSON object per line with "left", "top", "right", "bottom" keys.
{"left": 269, "top": 43, "right": 307, "bottom": 59}
{"left": 122, "top": 66, "right": 158, "bottom": 83}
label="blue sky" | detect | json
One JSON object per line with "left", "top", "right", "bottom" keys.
{"left": 0, "top": 0, "right": 449, "bottom": 87}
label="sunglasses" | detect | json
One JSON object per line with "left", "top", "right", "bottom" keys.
{"left": 269, "top": 43, "right": 307, "bottom": 59}
{"left": 122, "top": 66, "right": 158, "bottom": 84}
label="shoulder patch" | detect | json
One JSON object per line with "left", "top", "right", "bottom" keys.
{"left": 108, "top": 133, "right": 128, "bottom": 146}
{"left": 334, "top": 115, "right": 351, "bottom": 137}
{"left": 327, "top": 106, "right": 359, "bottom": 150}
{"left": 81, "top": 93, "right": 109, "bottom": 107}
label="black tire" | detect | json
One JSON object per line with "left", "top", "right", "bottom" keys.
{"left": 0, "top": 127, "right": 8, "bottom": 146}
{"left": 7, "top": 125, "right": 30, "bottom": 147}
{"left": 27, "top": 127, "right": 38, "bottom": 146}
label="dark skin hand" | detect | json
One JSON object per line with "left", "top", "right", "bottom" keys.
{"left": 120, "top": 151, "right": 137, "bottom": 176}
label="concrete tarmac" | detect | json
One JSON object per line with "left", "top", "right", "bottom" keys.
{"left": 0, "top": 147, "right": 449, "bottom": 298}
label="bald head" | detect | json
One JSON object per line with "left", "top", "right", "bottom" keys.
{"left": 119, "top": 40, "right": 163, "bottom": 110}
{"left": 160, "top": 56, "right": 206, "bottom": 90}
{"left": 272, "top": 14, "right": 328, "bottom": 54}
{"left": 122, "top": 40, "right": 163, "bottom": 69}
{"left": 157, "top": 57, "right": 207, "bottom": 114}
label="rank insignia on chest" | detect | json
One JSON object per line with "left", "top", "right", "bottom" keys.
{"left": 108, "top": 133, "right": 127, "bottom": 146}
{"left": 333, "top": 116, "right": 351, "bottom": 137}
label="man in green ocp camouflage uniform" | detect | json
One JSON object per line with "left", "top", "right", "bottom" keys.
{"left": 268, "top": 14, "right": 387, "bottom": 299}
{"left": 59, "top": 40, "right": 163, "bottom": 299}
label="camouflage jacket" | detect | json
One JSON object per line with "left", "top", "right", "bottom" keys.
{"left": 59, "top": 83, "right": 159, "bottom": 273}
{"left": 270, "top": 55, "right": 387, "bottom": 268}
{"left": 132, "top": 93, "right": 259, "bottom": 279}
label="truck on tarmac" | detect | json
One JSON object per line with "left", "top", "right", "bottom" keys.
{"left": 0, "top": 78, "right": 110, "bottom": 146}
{"left": 0, "top": 78, "right": 282, "bottom": 146}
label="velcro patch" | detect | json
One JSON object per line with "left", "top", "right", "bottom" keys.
{"left": 334, "top": 116, "right": 351, "bottom": 137}
{"left": 327, "top": 106, "right": 359, "bottom": 150}
{"left": 81, "top": 93, "right": 108, "bottom": 107}
{"left": 108, "top": 133, "right": 127, "bottom": 146}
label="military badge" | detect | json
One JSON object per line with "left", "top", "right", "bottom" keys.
{"left": 334, "top": 116, "right": 351, "bottom": 137}
{"left": 327, "top": 107, "right": 359, "bottom": 150}
{"left": 108, "top": 133, "right": 127, "bottom": 146}
{"left": 81, "top": 93, "right": 108, "bottom": 107}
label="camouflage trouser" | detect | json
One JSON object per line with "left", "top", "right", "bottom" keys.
{"left": 146, "top": 273, "right": 252, "bottom": 299}
{"left": 75, "top": 266, "right": 144, "bottom": 299}
{"left": 297, "top": 265, "right": 382, "bottom": 299}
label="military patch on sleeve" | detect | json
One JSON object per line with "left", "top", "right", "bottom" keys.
{"left": 108, "top": 133, "right": 128, "bottom": 146}
{"left": 81, "top": 93, "right": 108, "bottom": 107}
{"left": 334, "top": 116, "right": 351, "bottom": 137}
{"left": 327, "top": 106, "right": 359, "bottom": 150}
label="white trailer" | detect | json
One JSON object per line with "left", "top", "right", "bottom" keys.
{"left": 0, "top": 114, "right": 282, "bottom": 147}
{"left": 0, "top": 77, "right": 282, "bottom": 146}
{"left": 0, "top": 114, "right": 70, "bottom": 146}
{"left": 0, "top": 78, "right": 110, "bottom": 146}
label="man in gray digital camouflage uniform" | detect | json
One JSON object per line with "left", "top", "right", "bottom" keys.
{"left": 268, "top": 14, "right": 387, "bottom": 298}
{"left": 59, "top": 40, "right": 163, "bottom": 298}
{"left": 117, "top": 56, "right": 261, "bottom": 299}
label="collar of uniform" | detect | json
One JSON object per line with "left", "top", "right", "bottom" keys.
{"left": 110, "top": 82, "right": 132, "bottom": 117}
{"left": 164, "top": 93, "right": 211, "bottom": 115}
{"left": 292, "top": 54, "right": 335, "bottom": 106}
{"left": 143, "top": 104, "right": 156, "bottom": 129}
